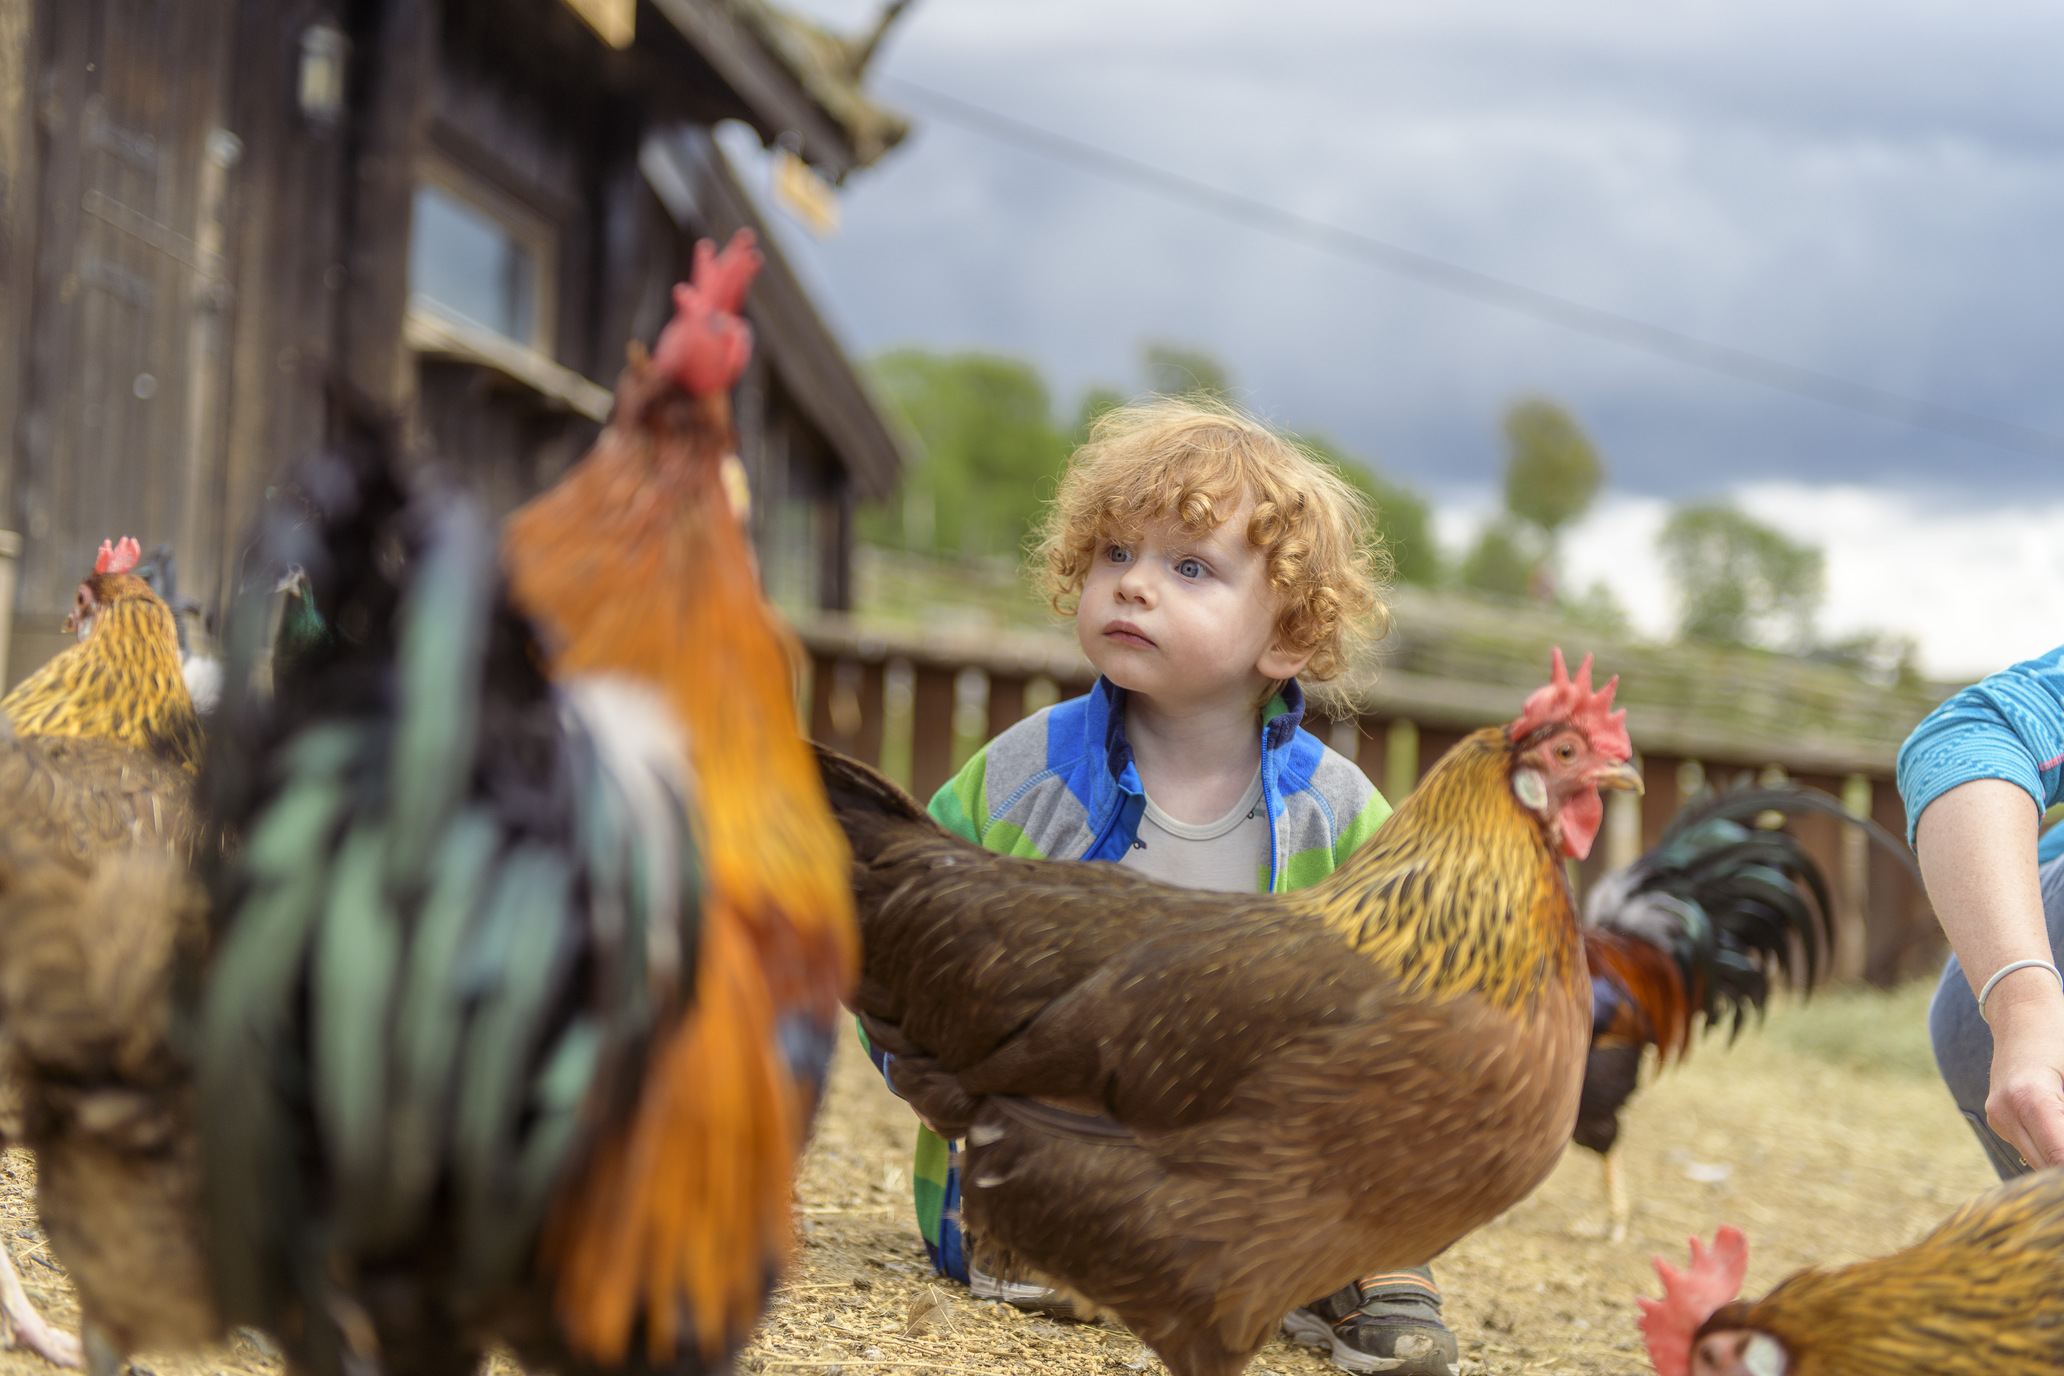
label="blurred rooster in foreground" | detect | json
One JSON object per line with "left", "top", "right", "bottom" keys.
{"left": 1638, "top": 1169, "right": 2064, "bottom": 1375}
{"left": 822, "top": 653, "right": 1646, "bottom": 1376}
{"left": 0, "top": 228, "right": 857, "bottom": 1376}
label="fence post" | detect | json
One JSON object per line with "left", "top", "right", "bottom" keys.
{"left": 910, "top": 665, "right": 959, "bottom": 802}
{"left": 987, "top": 674, "right": 1028, "bottom": 744}
{"left": 1866, "top": 779, "right": 1931, "bottom": 987}
{"left": 1383, "top": 719, "right": 1418, "bottom": 803}
{"left": 809, "top": 654, "right": 885, "bottom": 767}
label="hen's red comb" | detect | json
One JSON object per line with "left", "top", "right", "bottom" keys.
{"left": 94, "top": 536, "right": 141, "bottom": 575}
{"left": 1636, "top": 1226, "right": 1749, "bottom": 1376}
{"left": 651, "top": 228, "right": 763, "bottom": 398}
{"left": 1508, "top": 648, "right": 1631, "bottom": 760}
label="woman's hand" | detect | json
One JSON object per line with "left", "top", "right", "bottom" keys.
{"left": 1982, "top": 972, "right": 2064, "bottom": 1168}
{"left": 1916, "top": 777, "right": 2063, "bottom": 1166}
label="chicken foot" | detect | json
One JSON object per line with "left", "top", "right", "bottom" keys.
{"left": 0, "top": 1242, "right": 80, "bottom": 1368}
{"left": 1603, "top": 1146, "right": 1631, "bottom": 1244}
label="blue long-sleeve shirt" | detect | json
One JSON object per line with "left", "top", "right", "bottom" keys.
{"left": 1897, "top": 643, "right": 2064, "bottom": 849}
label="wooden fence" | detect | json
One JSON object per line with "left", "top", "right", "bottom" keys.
{"left": 800, "top": 617, "right": 1940, "bottom": 988}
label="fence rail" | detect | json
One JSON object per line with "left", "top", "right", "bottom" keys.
{"left": 799, "top": 617, "right": 1940, "bottom": 987}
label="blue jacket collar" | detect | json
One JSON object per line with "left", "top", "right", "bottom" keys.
{"left": 1077, "top": 676, "right": 1308, "bottom": 864}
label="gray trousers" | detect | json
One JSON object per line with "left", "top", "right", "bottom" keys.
{"left": 1929, "top": 857, "right": 2064, "bottom": 1180}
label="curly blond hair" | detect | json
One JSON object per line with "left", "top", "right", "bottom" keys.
{"left": 1035, "top": 398, "right": 1390, "bottom": 683}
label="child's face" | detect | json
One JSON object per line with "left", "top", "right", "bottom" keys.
{"left": 1075, "top": 496, "right": 1313, "bottom": 712}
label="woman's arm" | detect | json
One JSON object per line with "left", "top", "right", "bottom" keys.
{"left": 1916, "top": 777, "right": 2064, "bottom": 1167}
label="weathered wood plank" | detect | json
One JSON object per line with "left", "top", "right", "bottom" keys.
{"left": 0, "top": 0, "right": 36, "bottom": 534}
{"left": 335, "top": 0, "right": 437, "bottom": 412}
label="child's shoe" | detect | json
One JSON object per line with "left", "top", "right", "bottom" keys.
{"left": 1282, "top": 1269, "right": 1458, "bottom": 1376}
{"left": 967, "top": 1261, "right": 1069, "bottom": 1315}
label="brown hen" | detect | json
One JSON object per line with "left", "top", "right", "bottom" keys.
{"left": 1, "top": 537, "right": 202, "bottom": 773}
{"left": 820, "top": 651, "right": 1641, "bottom": 1376}
{"left": 0, "top": 537, "right": 199, "bottom": 1369}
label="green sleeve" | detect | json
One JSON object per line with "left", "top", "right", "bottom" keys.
{"left": 926, "top": 746, "right": 988, "bottom": 845}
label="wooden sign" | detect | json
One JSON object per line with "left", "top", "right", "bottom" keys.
{"left": 772, "top": 147, "right": 840, "bottom": 238}
{"left": 561, "top": 0, "right": 633, "bottom": 48}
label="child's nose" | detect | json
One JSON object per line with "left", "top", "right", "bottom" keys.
{"left": 1114, "top": 563, "right": 1155, "bottom": 602}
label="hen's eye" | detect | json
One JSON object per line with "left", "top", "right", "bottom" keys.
{"left": 1556, "top": 742, "right": 1576, "bottom": 761}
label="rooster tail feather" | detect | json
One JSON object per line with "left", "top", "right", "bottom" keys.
{"left": 1584, "top": 781, "right": 1905, "bottom": 1061}
{"left": 542, "top": 898, "right": 808, "bottom": 1364}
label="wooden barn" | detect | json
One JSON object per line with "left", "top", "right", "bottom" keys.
{"left": 0, "top": 0, "right": 909, "bottom": 684}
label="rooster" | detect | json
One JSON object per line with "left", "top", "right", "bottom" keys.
{"left": 1, "top": 537, "right": 203, "bottom": 771}
{"left": 819, "top": 650, "right": 1646, "bottom": 1376}
{"left": 0, "top": 229, "right": 856, "bottom": 1376}
{"left": 1637, "top": 1168, "right": 2064, "bottom": 1375}
{"left": 1573, "top": 784, "right": 1911, "bottom": 1241}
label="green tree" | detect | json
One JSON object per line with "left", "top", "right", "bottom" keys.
{"left": 1299, "top": 436, "right": 1440, "bottom": 587}
{"left": 862, "top": 349, "right": 1071, "bottom": 559}
{"left": 1459, "top": 518, "right": 1542, "bottom": 599}
{"left": 1503, "top": 397, "right": 1604, "bottom": 535}
{"left": 1143, "top": 342, "right": 1231, "bottom": 398}
{"left": 1461, "top": 396, "right": 1604, "bottom": 602}
{"left": 1657, "top": 501, "right": 1825, "bottom": 647}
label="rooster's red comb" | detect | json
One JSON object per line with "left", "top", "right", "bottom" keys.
{"left": 1507, "top": 648, "right": 1631, "bottom": 760}
{"left": 94, "top": 536, "right": 141, "bottom": 575}
{"left": 691, "top": 228, "right": 761, "bottom": 314}
{"left": 1637, "top": 1226, "right": 1749, "bottom": 1376}
{"left": 651, "top": 229, "right": 764, "bottom": 398}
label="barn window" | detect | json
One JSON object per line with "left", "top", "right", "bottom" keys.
{"left": 407, "top": 162, "right": 555, "bottom": 352}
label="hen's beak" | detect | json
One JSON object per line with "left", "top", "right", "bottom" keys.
{"left": 1594, "top": 759, "right": 1643, "bottom": 794}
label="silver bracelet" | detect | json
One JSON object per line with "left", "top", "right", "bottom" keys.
{"left": 1978, "top": 959, "right": 2064, "bottom": 1024}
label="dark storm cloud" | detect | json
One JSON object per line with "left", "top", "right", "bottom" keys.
{"left": 760, "top": 1, "right": 2064, "bottom": 500}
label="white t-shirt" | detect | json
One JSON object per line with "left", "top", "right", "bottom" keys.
{"left": 1118, "top": 767, "right": 1270, "bottom": 894}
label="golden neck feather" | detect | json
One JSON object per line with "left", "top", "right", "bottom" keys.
{"left": 0, "top": 596, "right": 202, "bottom": 770}
{"left": 1313, "top": 727, "right": 1581, "bottom": 1010}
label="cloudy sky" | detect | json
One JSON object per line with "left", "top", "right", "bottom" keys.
{"left": 733, "top": 0, "right": 2064, "bottom": 677}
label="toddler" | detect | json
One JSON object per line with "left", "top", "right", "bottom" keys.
{"left": 868, "top": 398, "right": 1458, "bottom": 1376}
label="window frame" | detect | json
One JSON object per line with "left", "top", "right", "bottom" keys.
{"left": 408, "top": 152, "right": 560, "bottom": 357}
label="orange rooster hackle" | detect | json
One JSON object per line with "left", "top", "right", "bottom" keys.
{"left": 1581, "top": 929, "right": 1692, "bottom": 1062}
{"left": 506, "top": 232, "right": 857, "bottom": 1366}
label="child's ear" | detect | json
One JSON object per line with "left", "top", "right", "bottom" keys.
{"left": 1256, "top": 640, "right": 1314, "bottom": 682}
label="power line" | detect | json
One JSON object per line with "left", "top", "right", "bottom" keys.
{"left": 885, "top": 77, "right": 2064, "bottom": 464}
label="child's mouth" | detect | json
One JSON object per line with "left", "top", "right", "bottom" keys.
{"left": 1103, "top": 621, "right": 1156, "bottom": 648}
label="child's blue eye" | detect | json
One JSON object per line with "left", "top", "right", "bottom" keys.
{"left": 1177, "top": 558, "right": 1205, "bottom": 579}
{"left": 1107, "top": 545, "right": 1132, "bottom": 564}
